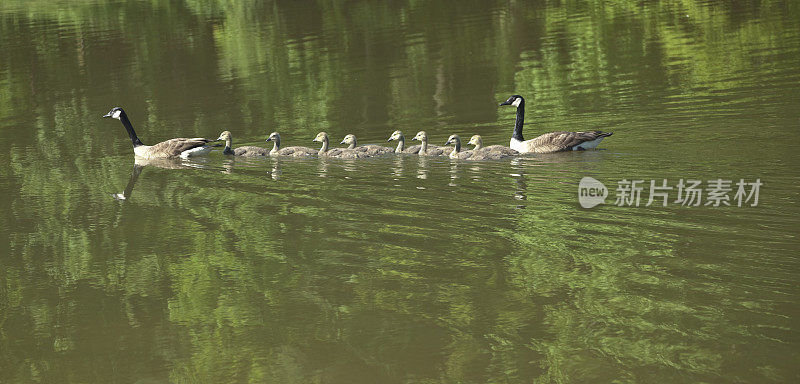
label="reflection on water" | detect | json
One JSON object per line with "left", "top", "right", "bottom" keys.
{"left": 1, "top": 0, "right": 799, "bottom": 383}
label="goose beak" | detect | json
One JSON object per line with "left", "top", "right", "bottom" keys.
{"left": 444, "top": 140, "right": 452, "bottom": 145}
{"left": 499, "top": 101, "right": 511, "bottom": 106}
{"left": 387, "top": 138, "right": 392, "bottom": 142}
{"left": 102, "top": 112, "right": 112, "bottom": 118}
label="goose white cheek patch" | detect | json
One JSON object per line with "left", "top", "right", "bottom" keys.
{"left": 511, "top": 98, "right": 522, "bottom": 107}
{"left": 112, "top": 110, "right": 122, "bottom": 119}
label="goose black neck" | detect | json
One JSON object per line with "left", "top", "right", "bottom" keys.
{"left": 512, "top": 101, "right": 525, "bottom": 142}
{"left": 119, "top": 113, "right": 144, "bottom": 147}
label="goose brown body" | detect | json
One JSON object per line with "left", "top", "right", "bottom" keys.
{"left": 499, "top": 95, "right": 613, "bottom": 154}
{"left": 103, "top": 107, "right": 216, "bottom": 159}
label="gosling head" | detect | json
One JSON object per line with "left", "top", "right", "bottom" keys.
{"left": 412, "top": 131, "right": 427, "bottom": 142}
{"left": 313, "top": 132, "right": 328, "bottom": 142}
{"left": 444, "top": 134, "right": 460, "bottom": 146}
{"left": 340, "top": 134, "right": 356, "bottom": 146}
{"left": 102, "top": 107, "right": 125, "bottom": 120}
{"left": 467, "top": 135, "right": 482, "bottom": 147}
{"left": 499, "top": 95, "right": 524, "bottom": 108}
{"left": 217, "top": 131, "right": 232, "bottom": 141}
{"left": 387, "top": 130, "right": 403, "bottom": 142}
{"left": 265, "top": 132, "right": 280, "bottom": 142}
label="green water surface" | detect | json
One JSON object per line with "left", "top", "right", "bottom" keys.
{"left": 1, "top": 0, "right": 799, "bottom": 382}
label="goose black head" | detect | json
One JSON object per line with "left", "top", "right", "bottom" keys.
{"left": 499, "top": 95, "right": 524, "bottom": 107}
{"left": 103, "top": 107, "right": 125, "bottom": 120}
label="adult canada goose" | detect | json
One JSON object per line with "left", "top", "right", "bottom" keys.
{"left": 443, "top": 134, "right": 475, "bottom": 159}
{"left": 499, "top": 95, "right": 613, "bottom": 153}
{"left": 387, "top": 130, "right": 421, "bottom": 154}
{"left": 265, "top": 132, "right": 316, "bottom": 157}
{"left": 102, "top": 107, "right": 217, "bottom": 159}
{"left": 217, "top": 131, "right": 269, "bottom": 157}
{"left": 411, "top": 131, "right": 448, "bottom": 156}
{"left": 313, "top": 132, "right": 368, "bottom": 158}
{"left": 341, "top": 134, "right": 393, "bottom": 156}
{"left": 467, "top": 135, "right": 519, "bottom": 159}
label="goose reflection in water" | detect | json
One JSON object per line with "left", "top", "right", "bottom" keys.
{"left": 416, "top": 156, "right": 428, "bottom": 180}
{"left": 270, "top": 159, "right": 282, "bottom": 180}
{"left": 448, "top": 162, "right": 460, "bottom": 187}
{"left": 391, "top": 155, "right": 405, "bottom": 180}
{"left": 111, "top": 158, "right": 206, "bottom": 201}
{"left": 510, "top": 158, "right": 527, "bottom": 209}
{"left": 317, "top": 158, "right": 330, "bottom": 177}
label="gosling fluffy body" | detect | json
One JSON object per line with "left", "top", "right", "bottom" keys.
{"left": 218, "top": 131, "right": 269, "bottom": 157}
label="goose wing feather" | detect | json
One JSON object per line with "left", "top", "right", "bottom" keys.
{"left": 148, "top": 138, "right": 212, "bottom": 157}
{"left": 525, "top": 131, "right": 610, "bottom": 153}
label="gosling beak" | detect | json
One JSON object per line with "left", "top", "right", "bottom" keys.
{"left": 102, "top": 112, "right": 112, "bottom": 118}
{"left": 340, "top": 139, "right": 346, "bottom": 144}
{"left": 444, "top": 140, "right": 452, "bottom": 145}
{"left": 387, "top": 138, "right": 393, "bottom": 142}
